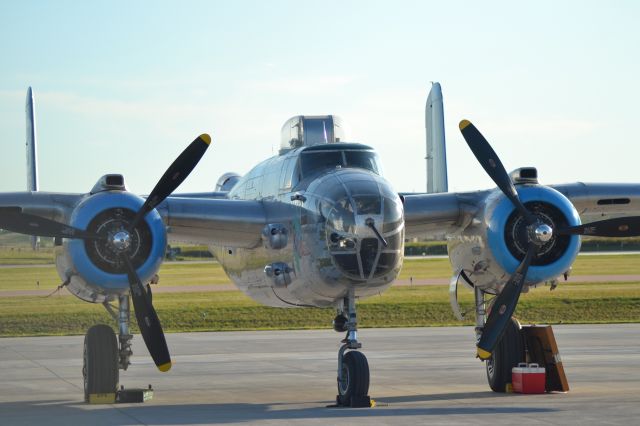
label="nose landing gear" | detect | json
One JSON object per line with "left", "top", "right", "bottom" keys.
{"left": 334, "top": 289, "right": 372, "bottom": 408}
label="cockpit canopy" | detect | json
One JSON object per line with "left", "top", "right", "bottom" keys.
{"left": 280, "top": 115, "right": 346, "bottom": 152}
{"left": 299, "top": 144, "right": 383, "bottom": 180}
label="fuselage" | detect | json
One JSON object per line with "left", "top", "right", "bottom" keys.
{"left": 210, "top": 143, "right": 405, "bottom": 308}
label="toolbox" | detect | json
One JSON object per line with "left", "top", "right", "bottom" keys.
{"left": 512, "top": 363, "right": 546, "bottom": 394}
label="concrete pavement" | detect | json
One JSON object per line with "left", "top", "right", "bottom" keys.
{"left": 1, "top": 325, "right": 639, "bottom": 425}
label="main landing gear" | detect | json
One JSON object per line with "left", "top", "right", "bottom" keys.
{"left": 485, "top": 317, "right": 525, "bottom": 392}
{"left": 83, "top": 294, "right": 135, "bottom": 403}
{"left": 474, "top": 288, "right": 525, "bottom": 393}
{"left": 333, "top": 289, "right": 371, "bottom": 408}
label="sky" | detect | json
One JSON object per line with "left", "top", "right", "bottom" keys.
{"left": 1, "top": 1, "right": 639, "bottom": 194}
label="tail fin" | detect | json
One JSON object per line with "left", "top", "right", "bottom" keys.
{"left": 25, "top": 87, "right": 40, "bottom": 249}
{"left": 26, "top": 87, "right": 39, "bottom": 192}
{"left": 425, "top": 82, "right": 448, "bottom": 193}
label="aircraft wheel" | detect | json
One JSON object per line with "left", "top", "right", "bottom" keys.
{"left": 338, "top": 351, "right": 370, "bottom": 406}
{"left": 83, "top": 324, "right": 119, "bottom": 402}
{"left": 485, "top": 317, "right": 524, "bottom": 393}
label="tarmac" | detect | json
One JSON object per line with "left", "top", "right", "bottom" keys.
{"left": 1, "top": 325, "right": 639, "bottom": 425}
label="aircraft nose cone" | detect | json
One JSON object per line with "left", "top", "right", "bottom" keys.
{"left": 320, "top": 171, "right": 404, "bottom": 280}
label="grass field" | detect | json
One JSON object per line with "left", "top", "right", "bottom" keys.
{"left": 1, "top": 254, "right": 638, "bottom": 292}
{"left": 1, "top": 281, "right": 638, "bottom": 337}
{"left": 0, "top": 253, "right": 639, "bottom": 337}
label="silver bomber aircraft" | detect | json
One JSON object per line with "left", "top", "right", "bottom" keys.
{"left": 2, "top": 84, "right": 640, "bottom": 406}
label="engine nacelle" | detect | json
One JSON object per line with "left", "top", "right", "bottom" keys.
{"left": 55, "top": 191, "right": 167, "bottom": 303}
{"left": 448, "top": 185, "right": 582, "bottom": 293}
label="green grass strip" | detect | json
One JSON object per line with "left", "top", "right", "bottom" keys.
{"left": 1, "top": 282, "right": 638, "bottom": 337}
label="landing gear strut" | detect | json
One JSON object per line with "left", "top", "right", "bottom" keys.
{"left": 335, "top": 289, "right": 371, "bottom": 407}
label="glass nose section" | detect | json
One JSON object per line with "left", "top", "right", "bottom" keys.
{"left": 326, "top": 188, "right": 403, "bottom": 280}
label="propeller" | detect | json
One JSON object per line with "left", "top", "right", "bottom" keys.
{"left": 122, "top": 255, "right": 171, "bottom": 371}
{"left": 459, "top": 119, "right": 640, "bottom": 359}
{"left": 459, "top": 120, "right": 535, "bottom": 225}
{"left": 476, "top": 242, "right": 535, "bottom": 360}
{"left": 0, "top": 133, "right": 211, "bottom": 371}
{"left": 119, "top": 133, "right": 211, "bottom": 371}
{"left": 128, "top": 134, "right": 212, "bottom": 232}
{"left": 0, "top": 207, "right": 101, "bottom": 240}
{"left": 556, "top": 216, "right": 640, "bottom": 237}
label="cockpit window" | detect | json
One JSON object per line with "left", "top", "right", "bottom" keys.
{"left": 344, "top": 151, "right": 380, "bottom": 174}
{"left": 300, "top": 150, "right": 381, "bottom": 178}
{"left": 300, "top": 151, "right": 343, "bottom": 178}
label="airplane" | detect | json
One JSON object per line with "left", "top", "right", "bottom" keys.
{"left": 1, "top": 84, "right": 640, "bottom": 407}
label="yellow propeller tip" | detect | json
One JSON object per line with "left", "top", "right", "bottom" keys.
{"left": 477, "top": 347, "right": 492, "bottom": 360}
{"left": 459, "top": 119, "right": 472, "bottom": 130}
{"left": 199, "top": 134, "right": 212, "bottom": 145}
{"left": 158, "top": 362, "right": 172, "bottom": 372}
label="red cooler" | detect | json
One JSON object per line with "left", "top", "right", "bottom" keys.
{"left": 512, "top": 363, "right": 546, "bottom": 394}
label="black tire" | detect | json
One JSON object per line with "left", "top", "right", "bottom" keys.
{"left": 338, "top": 351, "right": 370, "bottom": 405}
{"left": 486, "top": 317, "right": 525, "bottom": 392}
{"left": 83, "top": 324, "right": 119, "bottom": 402}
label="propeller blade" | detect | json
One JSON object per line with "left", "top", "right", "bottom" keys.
{"left": 459, "top": 120, "right": 535, "bottom": 224}
{"left": 129, "top": 134, "right": 211, "bottom": 231}
{"left": 557, "top": 216, "right": 640, "bottom": 237}
{"left": 476, "top": 242, "right": 537, "bottom": 360}
{"left": 122, "top": 256, "right": 171, "bottom": 372}
{"left": 0, "top": 207, "right": 99, "bottom": 239}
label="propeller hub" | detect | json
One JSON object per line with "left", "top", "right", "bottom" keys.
{"left": 110, "top": 230, "right": 131, "bottom": 252}
{"left": 532, "top": 223, "right": 553, "bottom": 244}
{"left": 84, "top": 207, "right": 153, "bottom": 274}
{"left": 505, "top": 201, "right": 571, "bottom": 266}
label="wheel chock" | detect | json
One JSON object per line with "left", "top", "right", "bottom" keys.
{"left": 117, "top": 385, "right": 154, "bottom": 403}
{"left": 88, "top": 393, "right": 116, "bottom": 404}
{"left": 333, "top": 394, "right": 373, "bottom": 408}
{"left": 87, "top": 385, "right": 154, "bottom": 404}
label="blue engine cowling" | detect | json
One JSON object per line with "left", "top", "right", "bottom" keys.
{"left": 448, "top": 185, "right": 581, "bottom": 291}
{"left": 486, "top": 185, "right": 581, "bottom": 284}
{"left": 55, "top": 191, "right": 167, "bottom": 303}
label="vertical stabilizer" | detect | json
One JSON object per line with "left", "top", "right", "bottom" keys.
{"left": 425, "top": 82, "right": 448, "bottom": 193}
{"left": 25, "top": 87, "right": 40, "bottom": 249}
{"left": 26, "top": 87, "right": 39, "bottom": 192}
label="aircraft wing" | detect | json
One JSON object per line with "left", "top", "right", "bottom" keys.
{"left": 403, "top": 183, "right": 640, "bottom": 240}
{"left": 551, "top": 183, "right": 640, "bottom": 222}
{"left": 0, "top": 192, "right": 84, "bottom": 222}
{"left": 403, "top": 190, "right": 486, "bottom": 240}
{"left": 157, "top": 197, "right": 273, "bottom": 247}
{"left": 0, "top": 192, "right": 279, "bottom": 250}
{"left": 168, "top": 191, "right": 230, "bottom": 199}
